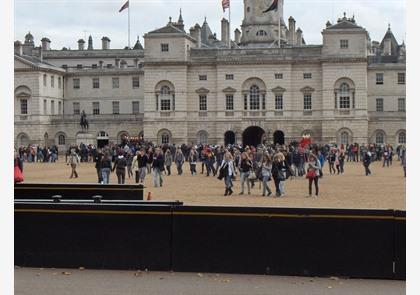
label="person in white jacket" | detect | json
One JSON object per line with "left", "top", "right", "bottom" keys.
{"left": 220, "top": 152, "right": 236, "bottom": 196}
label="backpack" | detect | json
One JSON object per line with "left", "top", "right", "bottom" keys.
{"left": 117, "top": 158, "right": 126, "bottom": 169}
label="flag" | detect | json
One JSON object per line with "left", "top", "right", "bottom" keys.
{"left": 222, "top": 0, "right": 230, "bottom": 12}
{"left": 119, "top": 0, "right": 129, "bottom": 12}
{"left": 263, "top": 0, "right": 278, "bottom": 13}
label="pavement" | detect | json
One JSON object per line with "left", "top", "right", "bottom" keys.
{"left": 14, "top": 267, "right": 405, "bottom": 295}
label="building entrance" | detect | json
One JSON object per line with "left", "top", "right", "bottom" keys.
{"left": 224, "top": 131, "right": 236, "bottom": 146}
{"left": 242, "top": 126, "right": 266, "bottom": 147}
{"left": 273, "top": 130, "right": 285, "bottom": 145}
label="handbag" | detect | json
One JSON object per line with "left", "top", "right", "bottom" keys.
{"left": 14, "top": 165, "right": 24, "bottom": 183}
{"left": 306, "top": 169, "right": 316, "bottom": 179}
{"left": 248, "top": 170, "right": 257, "bottom": 181}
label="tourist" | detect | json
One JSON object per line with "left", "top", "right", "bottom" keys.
{"left": 152, "top": 148, "right": 164, "bottom": 187}
{"left": 133, "top": 149, "right": 148, "bottom": 184}
{"left": 174, "top": 148, "right": 185, "bottom": 175}
{"left": 93, "top": 148, "right": 103, "bottom": 183}
{"left": 260, "top": 153, "right": 273, "bottom": 197}
{"left": 146, "top": 147, "right": 153, "bottom": 174}
{"left": 220, "top": 152, "right": 235, "bottom": 196}
{"left": 188, "top": 147, "right": 199, "bottom": 175}
{"left": 126, "top": 151, "right": 134, "bottom": 179}
{"left": 306, "top": 153, "right": 321, "bottom": 197}
{"left": 335, "top": 151, "right": 341, "bottom": 175}
{"left": 238, "top": 152, "right": 252, "bottom": 195}
{"left": 67, "top": 149, "right": 80, "bottom": 178}
{"left": 363, "top": 149, "right": 372, "bottom": 176}
{"left": 338, "top": 150, "right": 345, "bottom": 174}
{"left": 164, "top": 149, "right": 173, "bottom": 176}
{"left": 112, "top": 150, "right": 127, "bottom": 184}
{"left": 327, "top": 149, "right": 336, "bottom": 174}
{"left": 100, "top": 153, "right": 112, "bottom": 184}
{"left": 14, "top": 150, "right": 24, "bottom": 183}
{"left": 272, "top": 152, "right": 288, "bottom": 197}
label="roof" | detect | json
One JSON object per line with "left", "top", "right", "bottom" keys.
{"left": 147, "top": 24, "right": 186, "bottom": 35}
{"left": 326, "top": 20, "right": 363, "bottom": 30}
{"left": 201, "top": 18, "right": 214, "bottom": 45}
{"left": 15, "top": 54, "right": 65, "bottom": 72}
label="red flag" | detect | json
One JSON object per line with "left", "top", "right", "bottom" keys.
{"left": 222, "top": 0, "right": 230, "bottom": 12}
{"left": 119, "top": 0, "right": 129, "bottom": 12}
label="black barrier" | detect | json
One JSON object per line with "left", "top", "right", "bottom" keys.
{"left": 15, "top": 202, "right": 172, "bottom": 270}
{"left": 394, "top": 210, "right": 406, "bottom": 280}
{"left": 15, "top": 183, "right": 144, "bottom": 200}
{"left": 171, "top": 206, "right": 396, "bottom": 279}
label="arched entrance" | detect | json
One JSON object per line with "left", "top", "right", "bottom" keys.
{"left": 224, "top": 131, "right": 235, "bottom": 146}
{"left": 273, "top": 130, "right": 285, "bottom": 145}
{"left": 97, "top": 131, "right": 109, "bottom": 148}
{"left": 243, "top": 126, "right": 266, "bottom": 147}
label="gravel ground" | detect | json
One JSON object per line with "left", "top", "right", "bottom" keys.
{"left": 21, "top": 159, "right": 406, "bottom": 210}
{"left": 14, "top": 267, "right": 406, "bottom": 295}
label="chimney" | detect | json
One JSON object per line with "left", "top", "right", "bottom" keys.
{"left": 88, "top": 35, "right": 93, "bottom": 50}
{"left": 221, "top": 18, "right": 229, "bottom": 45}
{"left": 38, "top": 47, "right": 43, "bottom": 61}
{"left": 14, "top": 41, "right": 23, "bottom": 55}
{"left": 288, "top": 17, "right": 296, "bottom": 44}
{"left": 115, "top": 58, "right": 120, "bottom": 68}
{"left": 99, "top": 60, "right": 103, "bottom": 68}
{"left": 41, "top": 37, "right": 51, "bottom": 50}
{"left": 101, "top": 37, "right": 110, "bottom": 50}
{"left": 234, "top": 29, "right": 241, "bottom": 44}
{"left": 296, "top": 28, "right": 303, "bottom": 46}
{"left": 78, "top": 39, "right": 85, "bottom": 50}
{"left": 134, "top": 58, "right": 139, "bottom": 67}
{"left": 190, "top": 24, "right": 201, "bottom": 48}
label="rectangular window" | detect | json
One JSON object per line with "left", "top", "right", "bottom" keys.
{"left": 398, "top": 98, "right": 406, "bottom": 112}
{"left": 244, "top": 95, "right": 248, "bottom": 110}
{"left": 250, "top": 94, "right": 260, "bottom": 110}
{"left": 161, "top": 99, "right": 171, "bottom": 111}
{"left": 199, "top": 75, "right": 207, "bottom": 81}
{"left": 275, "top": 95, "right": 283, "bottom": 110}
{"left": 43, "top": 74, "right": 47, "bottom": 86}
{"left": 58, "top": 101, "right": 62, "bottom": 114}
{"left": 161, "top": 43, "right": 169, "bottom": 52}
{"left": 340, "top": 39, "right": 349, "bottom": 49}
{"left": 112, "top": 101, "right": 120, "bottom": 114}
{"left": 73, "top": 102, "right": 80, "bottom": 115}
{"left": 340, "top": 96, "right": 350, "bottom": 109}
{"left": 51, "top": 76, "right": 54, "bottom": 87}
{"left": 226, "top": 95, "right": 234, "bottom": 110}
{"left": 199, "top": 95, "right": 207, "bottom": 111}
{"left": 303, "top": 73, "right": 312, "bottom": 79}
{"left": 132, "top": 77, "right": 140, "bottom": 89}
{"left": 43, "top": 99, "right": 47, "bottom": 114}
{"left": 132, "top": 101, "right": 140, "bottom": 114}
{"left": 73, "top": 78, "right": 80, "bottom": 89}
{"left": 58, "top": 77, "right": 61, "bottom": 89}
{"left": 51, "top": 100, "right": 55, "bottom": 114}
{"left": 304, "top": 94, "right": 312, "bottom": 110}
{"left": 226, "top": 74, "right": 234, "bottom": 80}
{"left": 275, "top": 73, "right": 283, "bottom": 79}
{"left": 107, "top": 64, "right": 113, "bottom": 69}
{"left": 112, "top": 77, "right": 119, "bottom": 89}
{"left": 92, "top": 78, "right": 100, "bottom": 89}
{"left": 20, "top": 99, "right": 28, "bottom": 115}
{"left": 398, "top": 73, "right": 405, "bottom": 85}
{"left": 92, "top": 102, "right": 100, "bottom": 115}
{"left": 77, "top": 64, "right": 83, "bottom": 69}
{"left": 92, "top": 64, "right": 98, "bottom": 69}
{"left": 376, "top": 73, "right": 384, "bottom": 85}
{"left": 376, "top": 98, "right": 384, "bottom": 112}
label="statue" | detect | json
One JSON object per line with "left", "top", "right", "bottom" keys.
{"left": 80, "top": 110, "right": 89, "bottom": 130}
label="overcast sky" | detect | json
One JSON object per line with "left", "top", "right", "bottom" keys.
{"left": 14, "top": 0, "right": 406, "bottom": 50}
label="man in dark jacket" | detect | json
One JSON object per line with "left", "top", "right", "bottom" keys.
{"left": 363, "top": 151, "right": 372, "bottom": 176}
{"left": 152, "top": 148, "right": 165, "bottom": 187}
{"left": 94, "top": 149, "right": 103, "bottom": 183}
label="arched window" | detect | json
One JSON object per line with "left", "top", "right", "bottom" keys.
{"left": 160, "top": 86, "right": 170, "bottom": 95}
{"left": 161, "top": 133, "right": 170, "bottom": 144}
{"left": 376, "top": 132, "right": 385, "bottom": 144}
{"left": 398, "top": 132, "right": 406, "bottom": 144}
{"left": 250, "top": 85, "right": 260, "bottom": 110}
{"left": 339, "top": 83, "right": 351, "bottom": 109}
{"left": 158, "top": 85, "right": 173, "bottom": 111}
{"left": 58, "top": 134, "right": 66, "bottom": 145}
{"left": 340, "top": 132, "right": 349, "bottom": 145}
{"left": 17, "top": 133, "right": 30, "bottom": 147}
{"left": 197, "top": 131, "right": 208, "bottom": 145}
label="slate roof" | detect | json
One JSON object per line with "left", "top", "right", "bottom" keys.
{"left": 147, "top": 24, "right": 186, "bottom": 35}
{"left": 326, "top": 20, "right": 363, "bottom": 30}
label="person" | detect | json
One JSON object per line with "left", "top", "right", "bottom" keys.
{"left": 112, "top": 151, "right": 127, "bottom": 184}
{"left": 335, "top": 151, "right": 341, "bottom": 175}
{"left": 327, "top": 150, "right": 336, "bottom": 175}
{"left": 306, "top": 153, "right": 321, "bottom": 197}
{"left": 272, "top": 152, "right": 288, "bottom": 197}
{"left": 14, "top": 150, "right": 24, "bottom": 183}
{"left": 164, "top": 149, "right": 173, "bottom": 176}
{"left": 220, "top": 152, "right": 235, "bottom": 196}
{"left": 100, "top": 153, "right": 112, "bottom": 184}
{"left": 152, "top": 148, "right": 164, "bottom": 187}
{"left": 174, "top": 148, "right": 185, "bottom": 175}
{"left": 363, "top": 150, "right": 372, "bottom": 176}
{"left": 188, "top": 148, "right": 198, "bottom": 175}
{"left": 67, "top": 149, "right": 80, "bottom": 178}
{"left": 338, "top": 150, "right": 345, "bottom": 174}
{"left": 93, "top": 148, "right": 103, "bottom": 183}
{"left": 126, "top": 151, "right": 134, "bottom": 179}
{"left": 133, "top": 149, "right": 148, "bottom": 184}
{"left": 260, "top": 153, "right": 273, "bottom": 197}
{"left": 146, "top": 148, "right": 154, "bottom": 174}
{"left": 238, "top": 152, "right": 252, "bottom": 195}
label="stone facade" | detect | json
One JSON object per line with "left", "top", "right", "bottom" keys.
{"left": 14, "top": 3, "right": 406, "bottom": 150}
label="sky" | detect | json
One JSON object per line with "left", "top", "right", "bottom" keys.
{"left": 14, "top": 0, "right": 406, "bottom": 50}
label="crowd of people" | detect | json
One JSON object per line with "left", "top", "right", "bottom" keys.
{"left": 15, "top": 140, "right": 407, "bottom": 195}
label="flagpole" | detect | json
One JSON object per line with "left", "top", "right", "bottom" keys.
{"left": 128, "top": 0, "right": 131, "bottom": 48}
{"left": 278, "top": 8, "right": 281, "bottom": 48}
{"left": 228, "top": 5, "right": 231, "bottom": 49}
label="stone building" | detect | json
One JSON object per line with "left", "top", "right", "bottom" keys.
{"left": 14, "top": 0, "right": 406, "bottom": 150}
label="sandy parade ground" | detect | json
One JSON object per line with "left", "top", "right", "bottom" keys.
{"left": 19, "top": 158, "right": 406, "bottom": 210}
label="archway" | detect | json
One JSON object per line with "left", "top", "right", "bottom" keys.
{"left": 242, "top": 126, "right": 266, "bottom": 148}
{"left": 224, "top": 131, "right": 235, "bottom": 146}
{"left": 97, "top": 131, "right": 109, "bottom": 148}
{"left": 273, "top": 130, "right": 285, "bottom": 145}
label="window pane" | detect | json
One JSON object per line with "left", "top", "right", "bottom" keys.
{"left": 161, "top": 99, "right": 171, "bottom": 111}
{"left": 376, "top": 132, "right": 384, "bottom": 144}
{"left": 132, "top": 77, "right": 140, "bottom": 88}
{"left": 199, "top": 95, "right": 207, "bottom": 111}
{"left": 398, "top": 73, "right": 405, "bottom": 85}
{"left": 398, "top": 132, "right": 406, "bottom": 144}
{"left": 73, "top": 102, "right": 80, "bottom": 115}
{"left": 250, "top": 85, "right": 260, "bottom": 110}
{"left": 93, "top": 102, "right": 100, "bottom": 115}
{"left": 376, "top": 73, "right": 384, "bottom": 85}
{"left": 304, "top": 94, "right": 312, "bottom": 110}
{"left": 303, "top": 73, "right": 312, "bottom": 79}
{"left": 340, "top": 40, "right": 349, "bottom": 49}
{"left": 112, "top": 101, "right": 119, "bottom": 114}
{"left": 275, "top": 95, "right": 283, "bottom": 110}
{"left": 73, "top": 78, "right": 80, "bottom": 89}
{"left": 226, "top": 95, "right": 234, "bottom": 110}
{"left": 93, "top": 78, "right": 100, "bottom": 89}
{"left": 112, "top": 77, "right": 119, "bottom": 89}
{"left": 376, "top": 98, "right": 384, "bottom": 112}
{"left": 51, "top": 100, "right": 55, "bottom": 114}
{"left": 132, "top": 101, "right": 140, "bottom": 114}
{"left": 398, "top": 98, "right": 406, "bottom": 112}
{"left": 51, "top": 76, "right": 54, "bottom": 87}
{"left": 199, "top": 75, "right": 207, "bottom": 81}
{"left": 20, "top": 99, "right": 28, "bottom": 115}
